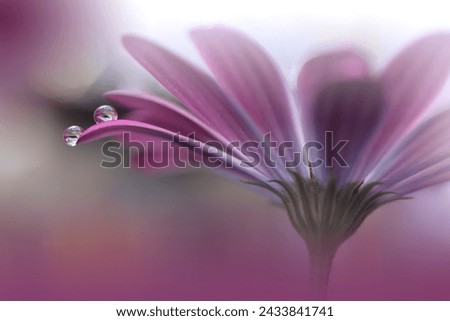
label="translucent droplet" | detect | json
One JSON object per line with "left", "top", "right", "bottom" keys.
{"left": 63, "top": 125, "right": 84, "bottom": 147}
{"left": 94, "top": 105, "right": 118, "bottom": 123}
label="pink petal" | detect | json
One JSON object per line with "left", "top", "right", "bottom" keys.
{"left": 122, "top": 35, "right": 261, "bottom": 144}
{"left": 105, "top": 90, "right": 249, "bottom": 162}
{"left": 388, "top": 163, "right": 450, "bottom": 195}
{"left": 372, "top": 109, "right": 450, "bottom": 194}
{"left": 350, "top": 33, "right": 450, "bottom": 180}
{"left": 77, "top": 120, "right": 269, "bottom": 182}
{"left": 190, "top": 26, "right": 301, "bottom": 152}
{"left": 129, "top": 136, "right": 194, "bottom": 173}
{"left": 121, "top": 133, "right": 248, "bottom": 176}
{"left": 297, "top": 49, "right": 370, "bottom": 139}
{"left": 311, "top": 80, "right": 385, "bottom": 182}
{"left": 110, "top": 127, "right": 196, "bottom": 173}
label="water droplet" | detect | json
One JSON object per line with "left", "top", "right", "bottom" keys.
{"left": 64, "top": 125, "right": 84, "bottom": 147}
{"left": 94, "top": 105, "right": 118, "bottom": 123}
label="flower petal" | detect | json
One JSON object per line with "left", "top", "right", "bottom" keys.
{"left": 122, "top": 35, "right": 261, "bottom": 144}
{"left": 390, "top": 163, "right": 450, "bottom": 195}
{"left": 190, "top": 26, "right": 301, "bottom": 151}
{"left": 105, "top": 90, "right": 250, "bottom": 162}
{"left": 128, "top": 136, "right": 194, "bottom": 173}
{"left": 350, "top": 33, "right": 450, "bottom": 180}
{"left": 371, "top": 109, "right": 450, "bottom": 194}
{"left": 297, "top": 49, "right": 370, "bottom": 139}
{"left": 311, "top": 80, "right": 385, "bottom": 182}
{"left": 119, "top": 133, "right": 246, "bottom": 175}
{"left": 77, "top": 120, "right": 270, "bottom": 182}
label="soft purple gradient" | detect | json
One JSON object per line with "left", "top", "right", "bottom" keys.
{"left": 1, "top": 178, "right": 450, "bottom": 300}
{"left": 0, "top": 0, "right": 94, "bottom": 89}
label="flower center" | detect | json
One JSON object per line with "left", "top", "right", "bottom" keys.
{"left": 251, "top": 170, "right": 406, "bottom": 247}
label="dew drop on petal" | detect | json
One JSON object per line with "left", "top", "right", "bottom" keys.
{"left": 63, "top": 125, "right": 84, "bottom": 147}
{"left": 93, "top": 105, "right": 118, "bottom": 123}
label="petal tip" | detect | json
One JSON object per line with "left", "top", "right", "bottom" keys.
{"left": 121, "top": 34, "right": 152, "bottom": 56}
{"left": 189, "top": 25, "right": 245, "bottom": 43}
{"left": 103, "top": 89, "right": 141, "bottom": 100}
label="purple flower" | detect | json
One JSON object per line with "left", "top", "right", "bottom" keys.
{"left": 69, "top": 26, "right": 450, "bottom": 298}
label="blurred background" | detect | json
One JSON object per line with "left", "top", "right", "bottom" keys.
{"left": 1, "top": 0, "right": 450, "bottom": 300}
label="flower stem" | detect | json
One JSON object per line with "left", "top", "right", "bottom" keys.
{"left": 307, "top": 240, "right": 339, "bottom": 300}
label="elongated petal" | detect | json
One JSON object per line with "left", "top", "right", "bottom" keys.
{"left": 117, "top": 133, "right": 277, "bottom": 189}
{"left": 350, "top": 33, "right": 450, "bottom": 180}
{"left": 190, "top": 26, "right": 301, "bottom": 151}
{"left": 389, "top": 163, "right": 450, "bottom": 195}
{"left": 77, "top": 120, "right": 269, "bottom": 182}
{"left": 106, "top": 90, "right": 218, "bottom": 140}
{"left": 105, "top": 90, "right": 251, "bottom": 162}
{"left": 372, "top": 109, "right": 450, "bottom": 193}
{"left": 122, "top": 35, "right": 261, "bottom": 143}
{"left": 110, "top": 131, "right": 194, "bottom": 173}
{"left": 107, "top": 91, "right": 283, "bottom": 178}
{"left": 121, "top": 133, "right": 257, "bottom": 177}
{"left": 311, "top": 79, "right": 385, "bottom": 182}
{"left": 297, "top": 49, "right": 370, "bottom": 138}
